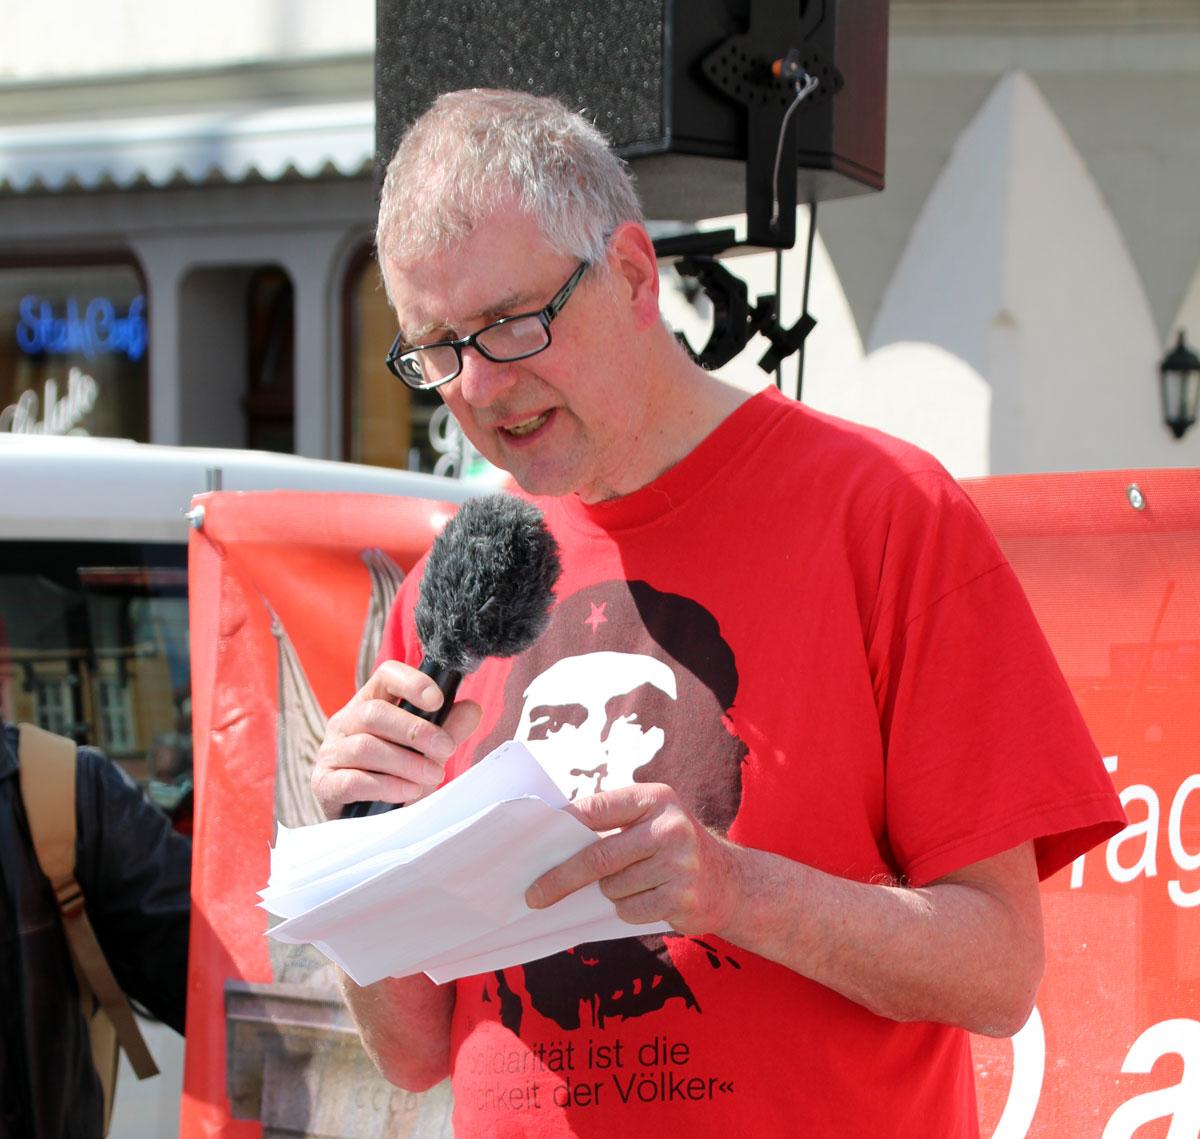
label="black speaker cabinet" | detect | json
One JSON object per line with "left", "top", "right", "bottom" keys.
{"left": 375, "top": 1, "right": 888, "bottom": 228}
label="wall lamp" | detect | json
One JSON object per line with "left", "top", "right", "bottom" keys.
{"left": 1159, "top": 330, "right": 1200, "bottom": 440}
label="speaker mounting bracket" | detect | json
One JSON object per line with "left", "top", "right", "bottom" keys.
{"left": 700, "top": 0, "right": 844, "bottom": 249}
{"left": 662, "top": 251, "right": 816, "bottom": 375}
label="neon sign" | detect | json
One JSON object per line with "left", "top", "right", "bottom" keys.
{"left": 0, "top": 368, "right": 99, "bottom": 435}
{"left": 16, "top": 294, "right": 147, "bottom": 362}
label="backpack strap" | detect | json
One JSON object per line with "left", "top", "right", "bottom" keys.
{"left": 17, "top": 724, "right": 160, "bottom": 1082}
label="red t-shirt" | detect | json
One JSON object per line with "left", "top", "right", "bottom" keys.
{"left": 380, "top": 387, "right": 1124, "bottom": 1138}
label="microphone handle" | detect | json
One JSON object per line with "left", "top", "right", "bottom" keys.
{"left": 339, "top": 658, "right": 464, "bottom": 819}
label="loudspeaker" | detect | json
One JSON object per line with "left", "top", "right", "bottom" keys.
{"left": 375, "top": 1, "right": 887, "bottom": 230}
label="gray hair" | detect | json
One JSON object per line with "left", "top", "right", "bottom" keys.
{"left": 376, "top": 88, "right": 644, "bottom": 268}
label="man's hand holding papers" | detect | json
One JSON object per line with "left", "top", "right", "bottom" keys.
{"left": 261, "top": 740, "right": 671, "bottom": 986}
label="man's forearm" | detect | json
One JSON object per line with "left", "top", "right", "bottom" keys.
{"left": 716, "top": 839, "right": 1044, "bottom": 1037}
{"left": 338, "top": 969, "right": 456, "bottom": 1090}
{"left": 530, "top": 786, "right": 1046, "bottom": 1038}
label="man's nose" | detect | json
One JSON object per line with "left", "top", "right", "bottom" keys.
{"left": 455, "top": 347, "right": 518, "bottom": 407}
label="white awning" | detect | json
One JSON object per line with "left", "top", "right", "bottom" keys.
{"left": 0, "top": 99, "right": 375, "bottom": 192}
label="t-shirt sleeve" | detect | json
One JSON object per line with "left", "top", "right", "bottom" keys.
{"left": 863, "top": 470, "right": 1125, "bottom": 887}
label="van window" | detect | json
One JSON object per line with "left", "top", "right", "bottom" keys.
{"left": 0, "top": 539, "right": 192, "bottom": 819}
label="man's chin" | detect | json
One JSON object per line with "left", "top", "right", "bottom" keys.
{"left": 502, "top": 462, "right": 582, "bottom": 500}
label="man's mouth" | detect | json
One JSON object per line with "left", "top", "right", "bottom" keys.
{"left": 502, "top": 411, "right": 551, "bottom": 438}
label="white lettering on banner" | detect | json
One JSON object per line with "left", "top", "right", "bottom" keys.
{"left": 0, "top": 369, "right": 98, "bottom": 435}
{"left": 987, "top": 1014, "right": 1200, "bottom": 1138}
{"left": 1100, "top": 1019, "right": 1200, "bottom": 1139}
{"left": 1109, "top": 784, "right": 1159, "bottom": 883}
{"left": 1068, "top": 755, "right": 1200, "bottom": 906}
{"left": 990, "top": 1007, "right": 1045, "bottom": 1139}
{"left": 1167, "top": 775, "right": 1200, "bottom": 906}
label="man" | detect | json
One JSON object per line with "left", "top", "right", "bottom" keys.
{"left": 312, "top": 89, "right": 1124, "bottom": 1137}
{"left": 0, "top": 722, "right": 191, "bottom": 1138}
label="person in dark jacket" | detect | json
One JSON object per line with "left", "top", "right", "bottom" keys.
{"left": 0, "top": 721, "right": 191, "bottom": 1139}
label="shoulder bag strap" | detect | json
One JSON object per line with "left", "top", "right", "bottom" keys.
{"left": 17, "top": 723, "right": 160, "bottom": 1080}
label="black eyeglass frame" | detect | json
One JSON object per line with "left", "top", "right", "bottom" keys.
{"left": 385, "top": 260, "right": 591, "bottom": 390}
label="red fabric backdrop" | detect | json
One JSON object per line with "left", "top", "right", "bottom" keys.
{"left": 182, "top": 471, "right": 1200, "bottom": 1139}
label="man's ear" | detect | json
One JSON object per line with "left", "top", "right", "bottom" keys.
{"left": 608, "top": 222, "right": 661, "bottom": 331}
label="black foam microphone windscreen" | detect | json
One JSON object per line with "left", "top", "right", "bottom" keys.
{"left": 342, "top": 494, "right": 561, "bottom": 817}
{"left": 414, "top": 493, "right": 561, "bottom": 677}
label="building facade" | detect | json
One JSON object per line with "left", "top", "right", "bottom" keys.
{"left": 0, "top": 5, "right": 456, "bottom": 477}
{"left": 2, "top": 0, "right": 1198, "bottom": 475}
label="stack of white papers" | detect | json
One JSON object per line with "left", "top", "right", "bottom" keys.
{"left": 261, "top": 741, "right": 670, "bottom": 986}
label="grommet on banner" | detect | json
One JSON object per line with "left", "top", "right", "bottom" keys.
{"left": 186, "top": 506, "right": 206, "bottom": 530}
{"left": 1126, "top": 484, "right": 1146, "bottom": 511}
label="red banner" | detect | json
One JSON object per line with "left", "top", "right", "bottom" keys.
{"left": 963, "top": 471, "right": 1200, "bottom": 1139}
{"left": 182, "top": 471, "right": 1200, "bottom": 1139}
{"left": 182, "top": 490, "right": 459, "bottom": 1138}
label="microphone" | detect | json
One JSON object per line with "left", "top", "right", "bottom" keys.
{"left": 342, "top": 494, "right": 561, "bottom": 817}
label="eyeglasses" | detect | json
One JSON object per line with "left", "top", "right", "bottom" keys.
{"left": 385, "top": 261, "right": 591, "bottom": 390}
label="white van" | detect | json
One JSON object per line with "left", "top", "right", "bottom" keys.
{"left": 1, "top": 432, "right": 481, "bottom": 785}
{"left": 0, "top": 433, "right": 481, "bottom": 1139}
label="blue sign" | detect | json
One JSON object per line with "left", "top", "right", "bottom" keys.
{"left": 16, "top": 294, "right": 148, "bottom": 362}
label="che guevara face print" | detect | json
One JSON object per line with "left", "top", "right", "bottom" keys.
{"left": 469, "top": 579, "right": 748, "bottom": 1032}
{"left": 516, "top": 650, "right": 678, "bottom": 802}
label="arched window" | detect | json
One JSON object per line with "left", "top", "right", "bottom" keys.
{"left": 342, "top": 244, "right": 443, "bottom": 471}
{"left": 244, "top": 267, "right": 295, "bottom": 454}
